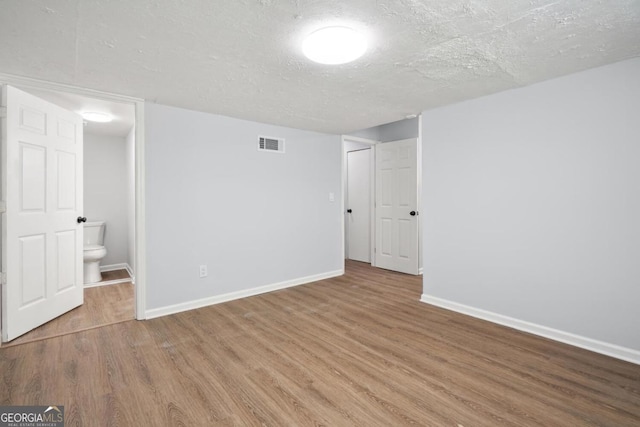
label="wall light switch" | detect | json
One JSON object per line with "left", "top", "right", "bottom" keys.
{"left": 199, "top": 265, "right": 208, "bottom": 278}
{"left": 329, "top": 192, "right": 335, "bottom": 202}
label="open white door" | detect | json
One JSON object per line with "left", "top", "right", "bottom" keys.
{"left": 1, "top": 85, "right": 84, "bottom": 342}
{"left": 375, "top": 138, "right": 419, "bottom": 275}
{"left": 346, "top": 149, "right": 371, "bottom": 263}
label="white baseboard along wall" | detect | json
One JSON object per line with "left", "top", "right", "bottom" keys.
{"left": 84, "top": 263, "right": 135, "bottom": 288}
{"left": 420, "top": 294, "right": 640, "bottom": 366}
{"left": 146, "top": 269, "right": 344, "bottom": 320}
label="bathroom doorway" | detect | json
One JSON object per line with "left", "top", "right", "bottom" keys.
{"left": 0, "top": 84, "right": 139, "bottom": 346}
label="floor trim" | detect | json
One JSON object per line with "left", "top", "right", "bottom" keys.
{"left": 100, "top": 263, "right": 131, "bottom": 273}
{"left": 146, "top": 269, "right": 344, "bottom": 320}
{"left": 420, "top": 294, "right": 640, "bottom": 365}
{"left": 83, "top": 264, "right": 133, "bottom": 287}
{"left": 84, "top": 278, "right": 132, "bottom": 288}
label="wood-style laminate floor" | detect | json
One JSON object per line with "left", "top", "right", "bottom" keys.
{"left": 99, "top": 269, "right": 132, "bottom": 283}
{"left": 1, "top": 261, "right": 638, "bottom": 426}
{"left": 3, "top": 276, "right": 134, "bottom": 347}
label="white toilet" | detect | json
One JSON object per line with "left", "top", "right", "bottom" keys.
{"left": 83, "top": 221, "right": 107, "bottom": 284}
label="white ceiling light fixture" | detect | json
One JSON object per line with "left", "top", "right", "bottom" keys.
{"left": 81, "top": 111, "right": 113, "bottom": 123}
{"left": 303, "top": 26, "right": 367, "bottom": 65}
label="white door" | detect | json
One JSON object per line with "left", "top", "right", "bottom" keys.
{"left": 1, "top": 85, "right": 84, "bottom": 342}
{"left": 346, "top": 149, "right": 371, "bottom": 263}
{"left": 375, "top": 138, "right": 419, "bottom": 275}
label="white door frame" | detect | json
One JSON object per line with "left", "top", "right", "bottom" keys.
{"left": 341, "top": 135, "right": 377, "bottom": 267}
{"left": 0, "top": 73, "right": 147, "bottom": 321}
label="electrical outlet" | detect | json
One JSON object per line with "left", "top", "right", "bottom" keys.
{"left": 199, "top": 265, "right": 208, "bottom": 278}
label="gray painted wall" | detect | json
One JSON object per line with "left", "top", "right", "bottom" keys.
{"left": 378, "top": 116, "right": 419, "bottom": 142}
{"left": 349, "top": 116, "right": 419, "bottom": 143}
{"left": 145, "top": 103, "right": 343, "bottom": 311}
{"left": 84, "top": 133, "right": 130, "bottom": 268}
{"left": 421, "top": 58, "right": 640, "bottom": 351}
{"left": 348, "top": 126, "right": 380, "bottom": 141}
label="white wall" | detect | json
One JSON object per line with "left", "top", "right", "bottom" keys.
{"left": 378, "top": 116, "right": 419, "bottom": 142}
{"left": 421, "top": 58, "right": 640, "bottom": 356}
{"left": 125, "top": 126, "right": 136, "bottom": 276}
{"left": 348, "top": 116, "right": 419, "bottom": 143}
{"left": 348, "top": 126, "right": 380, "bottom": 141}
{"left": 144, "top": 103, "right": 343, "bottom": 312}
{"left": 84, "top": 133, "right": 130, "bottom": 268}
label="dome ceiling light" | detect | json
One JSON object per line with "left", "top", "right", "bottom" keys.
{"left": 303, "top": 26, "right": 367, "bottom": 65}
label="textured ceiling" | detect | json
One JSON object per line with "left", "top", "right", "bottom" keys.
{"left": 1, "top": 0, "right": 639, "bottom": 134}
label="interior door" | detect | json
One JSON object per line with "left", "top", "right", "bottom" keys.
{"left": 346, "top": 149, "right": 371, "bottom": 262}
{"left": 375, "top": 138, "right": 419, "bottom": 275}
{"left": 1, "top": 85, "right": 84, "bottom": 342}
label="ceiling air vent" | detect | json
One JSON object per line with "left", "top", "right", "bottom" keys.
{"left": 258, "top": 136, "right": 285, "bottom": 153}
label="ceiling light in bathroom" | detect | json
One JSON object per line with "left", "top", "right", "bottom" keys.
{"left": 81, "top": 111, "right": 113, "bottom": 123}
{"left": 303, "top": 26, "right": 367, "bottom": 65}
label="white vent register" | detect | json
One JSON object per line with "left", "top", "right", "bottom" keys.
{"left": 258, "top": 136, "right": 285, "bottom": 153}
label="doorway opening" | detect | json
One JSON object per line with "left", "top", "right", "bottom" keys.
{"left": 342, "top": 116, "right": 423, "bottom": 276}
{"left": 0, "top": 76, "right": 146, "bottom": 345}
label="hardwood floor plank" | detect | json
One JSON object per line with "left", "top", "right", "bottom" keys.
{"left": 4, "top": 281, "right": 134, "bottom": 347}
{"left": 1, "top": 261, "right": 638, "bottom": 426}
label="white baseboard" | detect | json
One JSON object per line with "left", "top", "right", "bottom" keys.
{"left": 124, "top": 264, "right": 135, "bottom": 280}
{"left": 420, "top": 294, "right": 640, "bottom": 366}
{"left": 146, "top": 269, "right": 344, "bottom": 320}
{"left": 100, "top": 263, "right": 130, "bottom": 273}
{"left": 84, "top": 263, "right": 134, "bottom": 288}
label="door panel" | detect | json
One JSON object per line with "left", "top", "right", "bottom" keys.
{"left": 2, "top": 85, "right": 84, "bottom": 342}
{"left": 21, "top": 143, "right": 47, "bottom": 211}
{"left": 380, "top": 218, "right": 392, "bottom": 256}
{"left": 20, "top": 106, "right": 47, "bottom": 133}
{"left": 20, "top": 235, "right": 47, "bottom": 305}
{"left": 57, "top": 151, "right": 76, "bottom": 209}
{"left": 56, "top": 230, "right": 77, "bottom": 292}
{"left": 346, "top": 149, "right": 371, "bottom": 263}
{"left": 398, "top": 220, "right": 411, "bottom": 259}
{"left": 375, "top": 138, "right": 419, "bottom": 275}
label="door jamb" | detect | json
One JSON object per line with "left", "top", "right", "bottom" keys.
{"left": 341, "top": 135, "right": 377, "bottom": 268}
{"left": 0, "top": 73, "right": 147, "bottom": 320}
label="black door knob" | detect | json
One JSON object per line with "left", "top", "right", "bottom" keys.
{"left": 410, "top": 211, "right": 417, "bottom": 216}
{"left": 77, "top": 216, "right": 87, "bottom": 223}
{"left": 347, "top": 209, "right": 352, "bottom": 213}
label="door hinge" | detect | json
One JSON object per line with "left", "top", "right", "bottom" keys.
{"left": 0, "top": 107, "right": 6, "bottom": 119}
